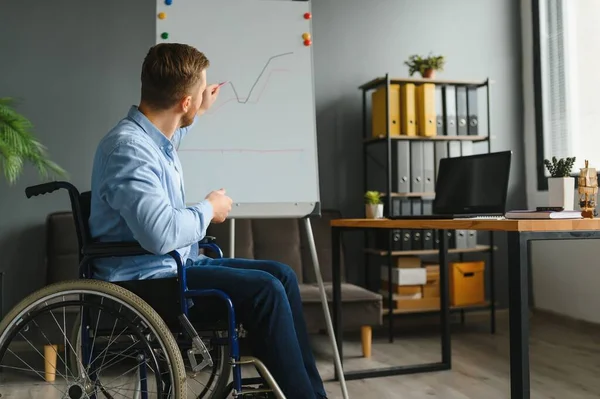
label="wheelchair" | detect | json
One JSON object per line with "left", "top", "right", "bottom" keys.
{"left": 0, "top": 181, "right": 285, "bottom": 399}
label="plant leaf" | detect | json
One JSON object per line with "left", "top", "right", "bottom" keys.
{"left": 0, "top": 97, "right": 67, "bottom": 185}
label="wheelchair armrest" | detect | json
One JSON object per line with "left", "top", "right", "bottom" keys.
{"left": 199, "top": 235, "right": 217, "bottom": 244}
{"left": 198, "top": 236, "right": 223, "bottom": 258}
{"left": 83, "top": 241, "right": 152, "bottom": 258}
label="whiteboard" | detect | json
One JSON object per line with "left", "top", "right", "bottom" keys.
{"left": 155, "top": 0, "right": 320, "bottom": 218}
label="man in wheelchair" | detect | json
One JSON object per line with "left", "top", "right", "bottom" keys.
{"left": 87, "top": 43, "right": 328, "bottom": 399}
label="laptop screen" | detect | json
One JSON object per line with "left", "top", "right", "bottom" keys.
{"left": 433, "top": 151, "right": 512, "bottom": 215}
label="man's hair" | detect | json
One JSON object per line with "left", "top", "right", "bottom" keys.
{"left": 140, "top": 43, "right": 210, "bottom": 110}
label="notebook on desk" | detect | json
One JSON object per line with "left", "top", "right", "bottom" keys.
{"left": 388, "top": 151, "right": 512, "bottom": 220}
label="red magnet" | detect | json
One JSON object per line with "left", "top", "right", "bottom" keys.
{"left": 304, "top": 39, "right": 312, "bottom": 46}
{"left": 304, "top": 12, "right": 311, "bottom": 20}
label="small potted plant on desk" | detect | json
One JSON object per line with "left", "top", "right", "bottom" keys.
{"left": 364, "top": 191, "right": 383, "bottom": 219}
{"left": 404, "top": 53, "right": 446, "bottom": 79}
{"left": 0, "top": 97, "right": 66, "bottom": 184}
{"left": 544, "top": 156, "right": 576, "bottom": 210}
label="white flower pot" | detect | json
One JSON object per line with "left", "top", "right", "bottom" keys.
{"left": 548, "top": 177, "right": 575, "bottom": 210}
{"left": 365, "top": 203, "right": 384, "bottom": 219}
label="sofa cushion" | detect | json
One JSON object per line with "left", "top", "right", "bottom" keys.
{"left": 206, "top": 219, "right": 254, "bottom": 259}
{"left": 300, "top": 210, "right": 346, "bottom": 284}
{"left": 300, "top": 283, "right": 382, "bottom": 332}
{"left": 250, "top": 219, "right": 304, "bottom": 283}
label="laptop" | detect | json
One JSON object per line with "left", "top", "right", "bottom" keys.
{"left": 389, "top": 150, "right": 512, "bottom": 220}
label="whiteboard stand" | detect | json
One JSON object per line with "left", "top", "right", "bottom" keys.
{"left": 229, "top": 219, "right": 235, "bottom": 258}
{"left": 302, "top": 217, "right": 349, "bottom": 399}
{"left": 227, "top": 217, "right": 349, "bottom": 399}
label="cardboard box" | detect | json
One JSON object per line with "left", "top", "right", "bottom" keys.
{"left": 380, "top": 266, "right": 426, "bottom": 286}
{"left": 422, "top": 264, "right": 440, "bottom": 298}
{"left": 392, "top": 297, "right": 440, "bottom": 311}
{"left": 380, "top": 281, "right": 422, "bottom": 296}
{"left": 450, "top": 261, "right": 485, "bottom": 306}
{"left": 395, "top": 256, "right": 421, "bottom": 268}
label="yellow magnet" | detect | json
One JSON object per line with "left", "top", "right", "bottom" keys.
{"left": 302, "top": 32, "right": 311, "bottom": 40}
{"left": 158, "top": 12, "right": 166, "bottom": 19}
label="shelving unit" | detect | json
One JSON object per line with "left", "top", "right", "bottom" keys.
{"left": 359, "top": 74, "right": 496, "bottom": 340}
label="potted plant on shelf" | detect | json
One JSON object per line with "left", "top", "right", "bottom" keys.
{"left": 404, "top": 53, "right": 446, "bottom": 79}
{"left": 364, "top": 190, "right": 383, "bottom": 219}
{"left": 0, "top": 97, "right": 67, "bottom": 185}
{"left": 544, "top": 156, "right": 576, "bottom": 210}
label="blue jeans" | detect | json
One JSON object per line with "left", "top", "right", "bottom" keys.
{"left": 185, "top": 257, "right": 327, "bottom": 399}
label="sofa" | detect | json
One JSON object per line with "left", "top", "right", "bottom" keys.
{"left": 45, "top": 209, "right": 383, "bottom": 357}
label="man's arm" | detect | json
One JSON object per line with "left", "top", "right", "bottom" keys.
{"left": 99, "top": 140, "right": 213, "bottom": 255}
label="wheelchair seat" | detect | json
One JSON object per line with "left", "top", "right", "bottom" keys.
{"left": 113, "top": 277, "right": 230, "bottom": 331}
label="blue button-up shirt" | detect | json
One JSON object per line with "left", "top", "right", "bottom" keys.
{"left": 89, "top": 105, "right": 213, "bottom": 281}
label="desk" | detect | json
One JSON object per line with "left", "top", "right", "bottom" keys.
{"left": 330, "top": 218, "right": 600, "bottom": 399}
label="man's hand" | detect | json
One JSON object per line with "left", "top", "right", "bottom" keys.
{"left": 199, "top": 84, "right": 221, "bottom": 113}
{"left": 205, "top": 188, "right": 232, "bottom": 223}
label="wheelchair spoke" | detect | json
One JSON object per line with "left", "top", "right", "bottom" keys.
{"left": 44, "top": 300, "right": 90, "bottom": 381}
{"left": 87, "top": 315, "right": 140, "bottom": 371}
{"left": 96, "top": 362, "right": 150, "bottom": 394}
{"left": 91, "top": 342, "right": 144, "bottom": 376}
{"left": 16, "top": 331, "right": 70, "bottom": 382}
{"left": 29, "top": 316, "right": 77, "bottom": 380}
{"left": 4, "top": 348, "right": 69, "bottom": 397}
{"left": 87, "top": 296, "right": 105, "bottom": 372}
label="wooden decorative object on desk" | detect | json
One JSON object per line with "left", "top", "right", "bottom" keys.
{"left": 578, "top": 160, "right": 598, "bottom": 218}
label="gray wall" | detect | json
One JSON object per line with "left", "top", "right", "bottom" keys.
{"left": 0, "top": 0, "right": 525, "bottom": 313}
{"left": 311, "top": 0, "right": 525, "bottom": 306}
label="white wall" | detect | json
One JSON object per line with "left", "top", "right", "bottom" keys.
{"left": 521, "top": 0, "right": 600, "bottom": 324}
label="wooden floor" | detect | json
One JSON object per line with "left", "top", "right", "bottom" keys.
{"left": 315, "top": 310, "right": 600, "bottom": 399}
{"left": 1, "top": 309, "right": 600, "bottom": 398}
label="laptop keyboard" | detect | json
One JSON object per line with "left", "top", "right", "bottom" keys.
{"left": 453, "top": 215, "right": 506, "bottom": 220}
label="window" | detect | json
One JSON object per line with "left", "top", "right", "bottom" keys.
{"left": 533, "top": 0, "right": 600, "bottom": 190}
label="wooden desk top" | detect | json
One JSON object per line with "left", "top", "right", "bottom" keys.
{"left": 330, "top": 218, "right": 600, "bottom": 232}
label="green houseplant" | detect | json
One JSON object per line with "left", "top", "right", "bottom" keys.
{"left": 404, "top": 53, "right": 446, "bottom": 78}
{"left": 364, "top": 190, "right": 383, "bottom": 219}
{"left": 544, "top": 156, "right": 576, "bottom": 210}
{"left": 0, "top": 97, "right": 66, "bottom": 185}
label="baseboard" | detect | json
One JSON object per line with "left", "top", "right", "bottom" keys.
{"left": 533, "top": 308, "right": 600, "bottom": 331}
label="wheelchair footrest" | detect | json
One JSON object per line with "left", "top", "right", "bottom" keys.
{"left": 238, "top": 387, "right": 275, "bottom": 398}
{"left": 233, "top": 356, "right": 285, "bottom": 399}
{"left": 178, "top": 314, "right": 213, "bottom": 373}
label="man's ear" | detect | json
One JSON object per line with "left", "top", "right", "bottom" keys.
{"left": 181, "top": 95, "right": 192, "bottom": 112}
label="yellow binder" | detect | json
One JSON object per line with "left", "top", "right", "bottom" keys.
{"left": 416, "top": 83, "right": 437, "bottom": 137}
{"left": 400, "top": 84, "right": 416, "bottom": 136}
{"left": 371, "top": 84, "right": 400, "bottom": 137}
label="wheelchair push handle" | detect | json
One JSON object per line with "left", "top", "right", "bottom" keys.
{"left": 25, "top": 181, "right": 76, "bottom": 198}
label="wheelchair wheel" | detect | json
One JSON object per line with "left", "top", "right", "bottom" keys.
{"left": 0, "top": 279, "right": 187, "bottom": 398}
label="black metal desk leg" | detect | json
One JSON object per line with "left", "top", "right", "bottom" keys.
{"left": 438, "top": 229, "right": 451, "bottom": 366}
{"left": 387, "top": 229, "right": 394, "bottom": 343}
{"left": 331, "top": 226, "right": 343, "bottom": 380}
{"left": 507, "top": 231, "right": 530, "bottom": 399}
{"left": 490, "top": 231, "right": 496, "bottom": 334}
